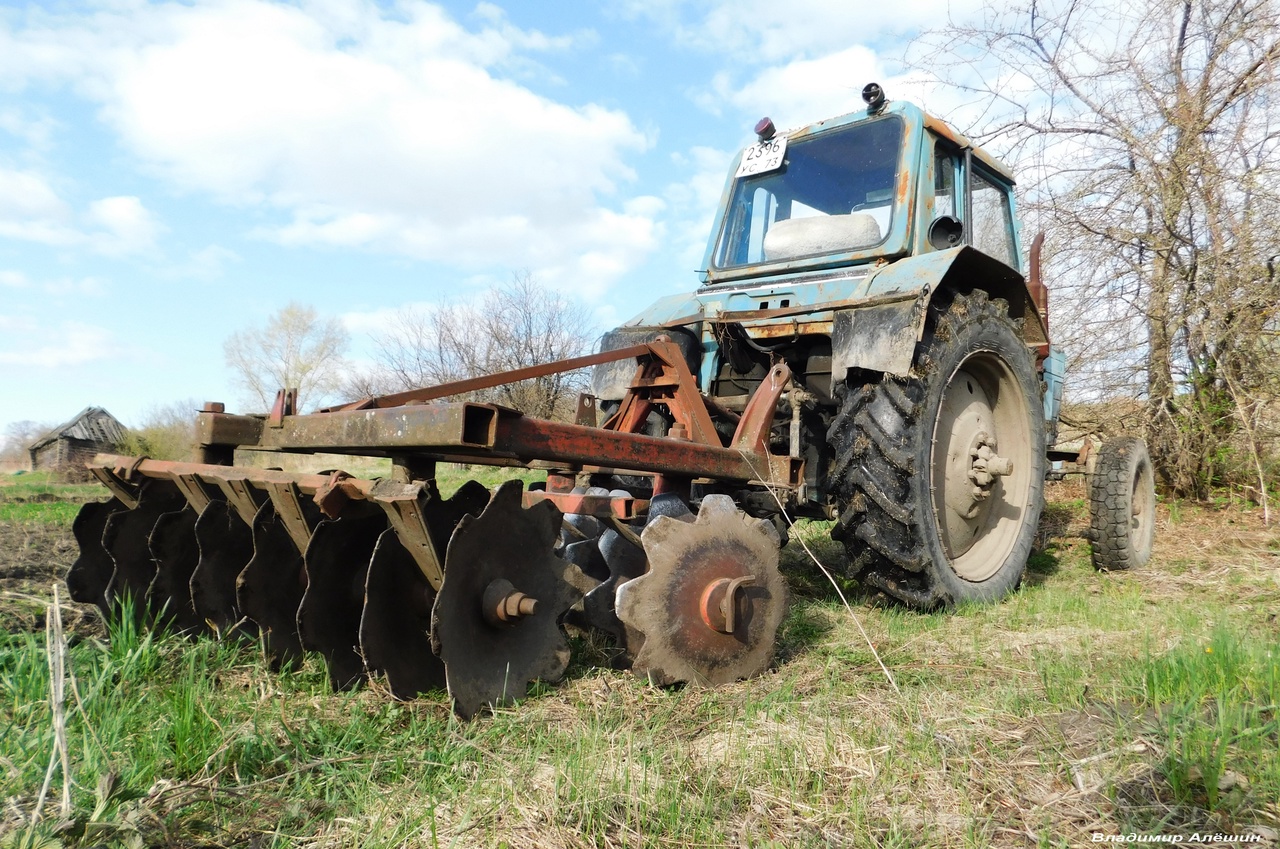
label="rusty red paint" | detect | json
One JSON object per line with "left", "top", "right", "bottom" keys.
{"left": 732, "top": 362, "right": 791, "bottom": 455}
{"left": 326, "top": 343, "right": 656, "bottom": 412}
{"left": 523, "top": 491, "right": 647, "bottom": 521}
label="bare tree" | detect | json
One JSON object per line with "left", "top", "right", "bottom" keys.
{"left": 350, "top": 273, "right": 596, "bottom": 420}
{"left": 0, "top": 420, "right": 52, "bottom": 468}
{"left": 919, "top": 0, "right": 1280, "bottom": 501}
{"left": 224, "top": 303, "right": 349, "bottom": 413}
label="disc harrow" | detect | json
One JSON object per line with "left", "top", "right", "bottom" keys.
{"left": 63, "top": 95, "right": 1157, "bottom": 719}
{"left": 67, "top": 340, "right": 807, "bottom": 716}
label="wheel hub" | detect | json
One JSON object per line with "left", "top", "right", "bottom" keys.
{"left": 932, "top": 356, "right": 1033, "bottom": 581}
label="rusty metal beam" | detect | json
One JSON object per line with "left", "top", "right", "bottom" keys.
{"left": 102, "top": 397, "right": 802, "bottom": 489}
{"left": 524, "top": 491, "right": 647, "bottom": 522}
{"left": 193, "top": 402, "right": 796, "bottom": 485}
{"left": 484, "top": 414, "right": 795, "bottom": 485}
{"left": 732, "top": 362, "right": 791, "bottom": 455}
{"left": 327, "top": 343, "right": 656, "bottom": 411}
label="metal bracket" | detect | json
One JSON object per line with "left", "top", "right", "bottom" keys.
{"left": 732, "top": 362, "right": 791, "bottom": 454}
{"left": 369, "top": 480, "right": 444, "bottom": 591}
{"left": 170, "top": 472, "right": 213, "bottom": 513}
{"left": 575, "top": 394, "right": 598, "bottom": 427}
{"left": 267, "top": 388, "right": 298, "bottom": 428}
{"left": 265, "top": 480, "right": 315, "bottom": 555}
{"left": 88, "top": 455, "right": 147, "bottom": 508}
{"left": 214, "top": 476, "right": 262, "bottom": 527}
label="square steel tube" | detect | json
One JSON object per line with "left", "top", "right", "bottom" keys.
{"left": 198, "top": 402, "right": 794, "bottom": 486}
{"left": 198, "top": 402, "right": 497, "bottom": 453}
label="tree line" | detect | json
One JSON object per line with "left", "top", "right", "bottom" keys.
{"left": 917, "top": 0, "right": 1280, "bottom": 510}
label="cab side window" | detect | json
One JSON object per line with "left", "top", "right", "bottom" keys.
{"left": 970, "top": 171, "right": 1017, "bottom": 269}
{"left": 933, "top": 151, "right": 956, "bottom": 219}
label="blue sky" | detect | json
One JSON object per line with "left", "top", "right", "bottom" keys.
{"left": 0, "top": 0, "right": 983, "bottom": 442}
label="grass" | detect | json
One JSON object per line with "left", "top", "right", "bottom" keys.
{"left": 0, "top": 472, "right": 103, "bottom": 525}
{"left": 2, "top": 478, "right": 1279, "bottom": 847}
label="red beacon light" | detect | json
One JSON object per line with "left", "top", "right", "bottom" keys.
{"left": 754, "top": 117, "right": 776, "bottom": 141}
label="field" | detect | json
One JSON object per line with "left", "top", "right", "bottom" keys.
{"left": 1, "top": 470, "right": 1278, "bottom": 848}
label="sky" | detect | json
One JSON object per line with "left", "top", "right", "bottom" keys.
{"left": 0, "top": 0, "right": 988, "bottom": 444}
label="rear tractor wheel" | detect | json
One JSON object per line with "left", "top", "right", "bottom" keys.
{"left": 826, "top": 290, "right": 1046, "bottom": 607}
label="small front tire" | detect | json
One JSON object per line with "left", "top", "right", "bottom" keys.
{"left": 1089, "top": 437, "right": 1155, "bottom": 571}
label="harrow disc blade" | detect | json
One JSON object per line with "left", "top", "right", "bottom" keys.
{"left": 432, "top": 480, "right": 582, "bottom": 719}
{"left": 581, "top": 492, "right": 694, "bottom": 652}
{"left": 616, "top": 495, "right": 787, "bottom": 687}
{"left": 68, "top": 498, "right": 127, "bottom": 621}
{"left": 148, "top": 506, "right": 208, "bottom": 636}
{"left": 359, "top": 480, "right": 491, "bottom": 700}
{"left": 297, "top": 512, "right": 386, "bottom": 691}
{"left": 103, "top": 481, "right": 187, "bottom": 626}
{"left": 360, "top": 528, "right": 446, "bottom": 699}
{"left": 237, "top": 499, "right": 320, "bottom": 670}
{"left": 582, "top": 527, "right": 648, "bottom": 647}
{"left": 190, "top": 499, "right": 257, "bottom": 638}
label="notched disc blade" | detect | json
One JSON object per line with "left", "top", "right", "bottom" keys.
{"left": 616, "top": 495, "right": 787, "bottom": 687}
{"left": 237, "top": 499, "right": 320, "bottom": 670}
{"left": 148, "top": 506, "right": 207, "bottom": 636}
{"left": 432, "top": 480, "right": 581, "bottom": 719}
{"left": 103, "top": 481, "right": 187, "bottom": 626}
{"left": 359, "top": 481, "right": 490, "bottom": 700}
{"left": 582, "top": 528, "right": 648, "bottom": 647}
{"left": 298, "top": 512, "right": 386, "bottom": 691}
{"left": 68, "top": 498, "right": 126, "bottom": 620}
{"left": 190, "top": 499, "right": 257, "bottom": 638}
{"left": 360, "top": 528, "right": 446, "bottom": 699}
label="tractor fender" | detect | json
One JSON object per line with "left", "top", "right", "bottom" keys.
{"left": 831, "top": 246, "right": 1045, "bottom": 380}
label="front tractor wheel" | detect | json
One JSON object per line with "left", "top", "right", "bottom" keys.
{"left": 826, "top": 290, "right": 1046, "bottom": 608}
{"left": 1088, "top": 437, "right": 1155, "bottom": 572}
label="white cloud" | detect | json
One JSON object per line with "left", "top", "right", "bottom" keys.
{"left": 0, "top": 107, "right": 57, "bottom": 147}
{"left": 160, "top": 244, "right": 241, "bottom": 281}
{"left": 650, "top": 0, "right": 988, "bottom": 63}
{"left": 0, "top": 269, "right": 106, "bottom": 295}
{"left": 0, "top": 167, "right": 164, "bottom": 256}
{"left": 0, "top": 0, "right": 659, "bottom": 290}
{"left": 0, "top": 319, "right": 119, "bottom": 367}
{"left": 85, "top": 196, "right": 164, "bottom": 256}
{"left": 0, "top": 166, "right": 69, "bottom": 220}
{"left": 663, "top": 146, "right": 732, "bottom": 269}
{"left": 708, "top": 46, "right": 885, "bottom": 132}
{"left": 0, "top": 270, "right": 29, "bottom": 288}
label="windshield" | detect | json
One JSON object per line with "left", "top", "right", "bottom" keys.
{"left": 713, "top": 115, "right": 903, "bottom": 270}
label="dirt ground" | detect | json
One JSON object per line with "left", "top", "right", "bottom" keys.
{"left": 0, "top": 492, "right": 104, "bottom": 637}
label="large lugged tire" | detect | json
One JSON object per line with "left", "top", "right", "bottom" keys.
{"left": 1088, "top": 437, "right": 1155, "bottom": 571}
{"left": 826, "top": 290, "right": 1046, "bottom": 608}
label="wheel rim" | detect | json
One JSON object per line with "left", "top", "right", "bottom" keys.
{"left": 1130, "top": 456, "right": 1155, "bottom": 557}
{"left": 930, "top": 350, "right": 1033, "bottom": 582}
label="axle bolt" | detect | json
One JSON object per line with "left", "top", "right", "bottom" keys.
{"left": 482, "top": 578, "right": 538, "bottom": 627}
{"left": 699, "top": 574, "right": 756, "bottom": 634}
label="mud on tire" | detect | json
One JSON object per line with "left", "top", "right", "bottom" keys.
{"left": 825, "top": 289, "right": 1046, "bottom": 608}
{"left": 1088, "top": 437, "right": 1155, "bottom": 571}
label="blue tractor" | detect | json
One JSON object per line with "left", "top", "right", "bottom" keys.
{"left": 70, "top": 85, "right": 1156, "bottom": 714}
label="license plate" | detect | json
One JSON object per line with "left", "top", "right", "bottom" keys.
{"left": 735, "top": 135, "right": 787, "bottom": 178}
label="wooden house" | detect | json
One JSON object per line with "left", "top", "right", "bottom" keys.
{"left": 28, "top": 407, "right": 127, "bottom": 479}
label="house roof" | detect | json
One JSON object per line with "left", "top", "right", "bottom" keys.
{"left": 29, "top": 406, "right": 127, "bottom": 452}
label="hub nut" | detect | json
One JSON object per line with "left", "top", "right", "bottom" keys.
{"left": 481, "top": 578, "right": 538, "bottom": 627}
{"left": 699, "top": 574, "right": 756, "bottom": 634}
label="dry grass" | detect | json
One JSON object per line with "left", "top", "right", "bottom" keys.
{"left": 2, "top": 476, "right": 1279, "bottom": 848}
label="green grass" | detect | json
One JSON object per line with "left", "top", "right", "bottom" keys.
{"left": 0, "top": 472, "right": 104, "bottom": 526}
{"left": 3, "top": 489, "right": 1279, "bottom": 846}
